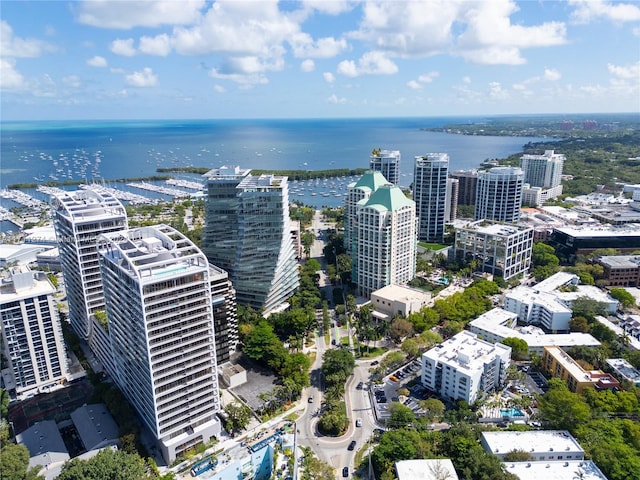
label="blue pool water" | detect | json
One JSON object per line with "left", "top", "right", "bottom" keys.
{"left": 501, "top": 407, "right": 525, "bottom": 417}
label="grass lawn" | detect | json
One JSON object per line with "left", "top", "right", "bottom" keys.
{"left": 340, "top": 336, "right": 350, "bottom": 346}
{"left": 418, "top": 242, "right": 448, "bottom": 250}
{"left": 356, "top": 344, "right": 388, "bottom": 358}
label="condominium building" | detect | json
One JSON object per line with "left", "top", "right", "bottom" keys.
{"left": 354, "top": 185, "right": 417, "bottom": 297}
{"left": 454, "top": 220, "right": 534, "bottom": 280}
{"left": 449, "top": 170, "right": 478, "bottom": 206}
{"left": 344, "top": 171, "right": 392, "bottom": 282}
{"left": 520, "top": 150, "right": 564, "bottom": 190}
{"left": 97, "top": 225, "right": 221, "bottom": 462}
{"left": 0, "top": 267, "right": 69, "bottom": 400}
{"left": 203, "top": 167, "right": 299, "bottom": 314}
{"left": 503, "top": 287, "right": 573, "bottom": 332}
{"left": 542, "top": 346, "right": 620, "bottom": 393}
{"left": 445, "top": 177, "right": 459, "bottom": 222}
{"left": 414, "top": 154, "right": 449, "bottom": 243}
{"left": 475, "top": 167, "right": 524, "bottom": 223}
{"left": 209, "top": 264, "right": 238, "bottom": 365}
{"left": 370, "top": 149, "right": 401, "bottom": 185}
{"left": 52, "top": 189, "right": 128, "bottom": 341}
{"left": 421, "top": 331, "right": 511, "bottom": 403}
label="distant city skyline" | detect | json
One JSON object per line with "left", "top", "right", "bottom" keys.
{"left": 1, "top": 0, "right": 639, "bottom": 121}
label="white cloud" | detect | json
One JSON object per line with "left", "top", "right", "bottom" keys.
{"left": 337, "top": 51, "right": 398, "bottom": 77}
{"left": 543, "top": 68, "right": 561, "bottom": 81}
{"left": 418, "top": 71, "right": 439, "bottom": 83}
{"left": 301, "top": 0, "right": 352, "bottom": 16}
{"left": 213, "top": 84, "right": 226, "bottom": 93}
{"left": 125, "top": 67, "right": 158, "bottom": 87}
{"left": 301, "top": 59, "right": 315, "bottom": 72}
{"left": 289, "top": 33, "right": 347, "bottom": 58}
{"left": 209, "top": 68, "right": 269, "bottom": 87}
{"left": 488, "top": 81, "right": 509, "bottom": 100}
{"left": 323, "top": 72, "right": 335, "bottom": 83}
{"left": 1, "top": 20, "right": 53, "bottom": 57}
{"left": 0, "top": 58, "right": 25, "bottom": 90}
{"left": 608, "top": 61, "right": 640, "bottom": 80}
{"left": 407, "top": 80, "right": 422, "bottom": 90}
{"left": 327, "top": 93, "right": 347, "bottom": 104}
{"left": 462, "top": 76, "right": 471, "bottom": 84}
{"left": 111, "top": 38, "right": 136, "bottom": 56}
{"left": 87, "top": 55, "right": 108, "bottom": 67}
{"left": 75, "top": 0, "right": 205, "bottom": 29}
{"left": 139, "top": 34, "right": 171, "bottom": 56}
{"left": 63, "top": 75, "right": 81, "bottom": 88}
{"left": 569, "top": 0, "right": 640, "bottom": 24}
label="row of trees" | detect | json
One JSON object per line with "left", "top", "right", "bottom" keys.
{"left": 317, "top": 349, "right": 355, "bottom": 436}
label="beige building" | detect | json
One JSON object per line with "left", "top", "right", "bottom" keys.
{"left": 542, "top": 346, "right": 620, "bottom": 393}
{"left": 370, "top": 284, "right": 431, "bottom": 321}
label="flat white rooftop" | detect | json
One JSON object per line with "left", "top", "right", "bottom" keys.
{"left": 371, "top": 284, "right": 431, "bottom": 303}
{"left": 481, "top": 430, "right": 584, "bottom": 456}
{"left": 424, "top": 331, "right": 510, "bottom": 374}
{"left": 395, "top": 459, "right": 459, "bottom": 480}
{"left": 504, "top": 460, "right": 608, "bottom": 480}
{"left": 535, "top": 271, "right": 579, "bottom": 292}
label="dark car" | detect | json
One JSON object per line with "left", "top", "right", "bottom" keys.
{"left": 356, "top": 381, "right": 363, "bottom": 390}
{"left": 371, "top": 360, "right": 379, "bottom": 366}
{"left": 342, "top": 467, "right": 349, "bottom": 477}
{"left": 348, "top": 440, "right": 356, "bottom": 451}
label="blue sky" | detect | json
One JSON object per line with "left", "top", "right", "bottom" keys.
{"left": 1, "top": 0, "right": 639, "bottom": 120}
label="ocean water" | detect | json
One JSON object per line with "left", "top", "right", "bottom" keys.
{"left": 0, "top": 117, "right": 548, "bottom": 211}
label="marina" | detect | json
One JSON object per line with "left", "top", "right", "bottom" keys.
{"left": 127, "top": 181, "right": 193, "bottom": 199}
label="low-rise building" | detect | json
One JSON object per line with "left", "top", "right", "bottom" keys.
{"left": 468, "top": 308, "right": 601, "bottom": 357}
{"left": 503, "top": 287, "right": 573, "bottom": 332}
{"left": 596, "top": 255, "right": 640, "bottom": 287}
{"left": 504, "top": 460, "right": 609, "bottom": 480}
{"left": 606, "top": 358, "right": 640, "bottom": 387}
{"left": 16, "top": 420, "right": 70, "bottom": 480}
{"left": 454, "top": 220, "right": 533, "bottom": 281}
{"left": 395, "top": 459, "right": 459, "bottom": 480}
{"left": 421, "top": 331, "right": 511, "bottom": 404}
{"left": 480, "top": 430, "right": 584, "bottom": 462}
{"left": 370, "top": 284, "right": 432, "bottom": 321}
{"left": 549, "top": 224, "right": 640, "bottom": 260}
{"left": 554, "top": 286, "right": 618, "bottom": 313}
{"left": 542, "top": 346, "right": 620, "bottom": 393}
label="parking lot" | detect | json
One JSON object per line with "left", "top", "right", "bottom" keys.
{"left": 370, "top": 358, "right": 424, "bottom": 421}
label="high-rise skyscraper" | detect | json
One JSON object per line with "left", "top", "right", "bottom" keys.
{"left": 413, "top": 154, "right": 449, "bottom": 243}
{"left": 203, "top": 167, "right": 299, "bottom": 314}
{"left": 369, "top": 149, "right": 401, "bottom": 185}
{"left": 520, "top": 150, "right": 565, "bottom": 205}
{"left": 449, "top": 170, "right": 478, "bottom": 206}
{"left": 0, "top": 267, "right": 70, "bottom": 400}
{"left": 354, "top": 185, "right": 417, "bottom": 297}
{"left": 97, "top": 225, "right": 221, "bottom": 462}
{"left": 344, "top": 170, "right": 392, "bottom": 282}
{"left": 475, "top": 167, "right": 524, "bottom": 223}
{"left": 445, "top": 177, "right": 459, "bottom": 223}
{"left": 209, "top": 264, "right": 238, "bottom": 365}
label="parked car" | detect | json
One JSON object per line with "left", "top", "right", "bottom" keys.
{"left": 342, "top": 467, "right": 349, "bottom": 477}
{"left": 356, "top": 418, "right": 362, "bottom": 427}
{"left": 348, "top": 440, "right": 356, "bottom": 451}
{"left": 308, "top": 397, "right": 313, "bottom": 403}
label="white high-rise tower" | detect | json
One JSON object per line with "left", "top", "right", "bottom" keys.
{"left": 475, "top": 167, "right": 524, "bottom": 223}
{"left": 369, "top": 149, "right": 401, "bottom": 185}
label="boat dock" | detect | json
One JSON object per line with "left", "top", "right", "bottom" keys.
{"left": 80, "top": 184, "right": 157, "bottom": 205}
{"left": 0, "top": 189, "right": 47, "bottom": 209}
{"left": 128, "top": 181, "right": 191, "bottom": 198}
{"left": 166, "top": 179, "right": 204, "bottom": 191}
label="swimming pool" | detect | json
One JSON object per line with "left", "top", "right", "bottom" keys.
{"left": 500, "top": 407, "right": 525, "bottom": 417}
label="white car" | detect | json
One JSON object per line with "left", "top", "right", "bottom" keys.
{"left": 355, "top": 418, "right": 362, "bottom": 427}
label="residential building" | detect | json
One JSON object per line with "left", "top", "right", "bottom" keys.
{"left": 446, "top": 177, "right": 459, "bottom": 222}
{"left": 468, "top": 307, "right": 601, "bottom": 357}
{"left": 449, "top": 170, "right": 478, "bottom": 206}
{"left": 504, "top": 460, "right": 609, "bottom": 480}
{"left": 354, "top": 185, "right": 417, "bottom": 297}
{"left": 203, "top": 167, "right": 299, "bottom": 314}
{"left": 209, "top": 264, "right": 238, "bottom": 365}
{"left": 414, "top": 153, "right": 449, "bottom": 243}
{"left": 606, "top": 358, "right": 640, "bottom": 387}
{"left": 475, "top": 167, "right": 524, "bottom": 223}
{"left": 395, "top": 459, "right": 459, "bottom": 480}
{"left": 503, "top": 287, "right": 573, "bottom": 332}
{"left": 0, "top": 267, "right": 69, "bottom": 400}
{"left": 519, "top": 150, "right": 564, "bottom": 205}
{"left": 344, "top": 170, "right": 392, "bottom": 280}
{"left": 16, "top": 420, "right": 70, "bottom": 480}
{"left": 370, "top": 284, "right": 431, "bottom": 322}
{"left": 370, "top": 149, "right": 401, "bottom": 185}
{"left": 97, "top": 225, "right": 221, "bottom": 462}
{"left": 454, "top": 220, "right": 534, "bottom": 281}
{"left": 421, "top": 331, "right": 511, "bottom": 404}
{"left": 554, "top": 286, "right": 618, "bottom": 313}
{"left": 596, "top": 255, "right": 640, "bottom": 286}
{"left": 52, "top": 189, "right": 128, "bottom": 341}
{"left": 480, "top": 430, "right": 584, "bottom": 461}
{"left": 542, "top": 346, "right": 620, "bottom": 393}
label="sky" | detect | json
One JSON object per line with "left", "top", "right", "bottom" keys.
{"left": 1, "top": 0, "right": 639, "bottom": 121}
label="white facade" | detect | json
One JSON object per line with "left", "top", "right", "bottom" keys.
{"left": 505, "top": 460, "right": 609, "bottom": 480}
{"left": 52, "top": 189, "right": 128, "bottom": 340}
{"left": 454, "top": 220, "right": 534, "bottom": 280}
{"left": 414, "top": 154, "right": 449, "bottom": 243}
{"left": 503, "top": 287, "right": 573, "bottom": 332}
{"left": 396, "top": 459, "right": 459, "bottom": 480}
{"left": 0, "top": 267, "right": 69, "bottom": 399}
{"left": 480, "top": 430, "right": 584, "bottom": 462}
{"left": 98, "top": 225, "right": 221, "bottom": 462}
{"left": 555, "top": 286, "right": 619, "bottom": 313}
{"left": 520, "top": 150, "right": 564, "bottom": 189}
{"left": 370, "top": 284, "right": 431, "bottom": 320}
{"left": 421, "top": 331, "right": 511, "bottom": 404}
{"left": 475, "top": 167, "right": 524, "bottom": 223}
{"left": 370, "top": 149, "right": 400, "bottom": 185}
{"left": 468, "top": 307, "right": 601, "bottom": 357}
{"left": 355, "top": 185, "right": 417, "bottom": 297}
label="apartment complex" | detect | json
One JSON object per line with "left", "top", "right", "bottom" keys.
{"left": 449, "top": 170, "right": 477, "bottom": 206}
{"left": 475, "top": 167, "right": 524, "bottom": 223}
{"left": 344, "top": 170, "right": 392, "bottom": 280}
{"left": 52, "top": 189, "right": 128, "bottom": 341}
{"left": 369, "top": 149, "right": 400, "bottom": 185}
{"left": 0, "top": 267, "right": 69, "bottom": 400}
{"left": 421, "top": 331, "right": 511, "bottom": 403}
{"left": 354, "top": 185, "right": 417, "bottom": 297}
{"left": 520, "top": 150, "right": 564, "bottom": 206}
{"left": 503, "top": 287, "right": 573, "bottom": 332}
{"left": 446, "top": 177, "right": 459, "bottom": 222}
{"left": 454, "top": 220, "right": 534, "bottom": 280}
{"left": 209, "top": 264, "right": 238, "bottom": 365}
{"left": 413, "top": 154, "right": 449, "bottom": 243}
{"left": 203, "top": 167, "right": 299, "bottom": 314}
{"left": 542, "top": 346, "right": 620, "bottom": 394}
{"left": 97, "top": 225, "right": 221, "bottom": 462}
